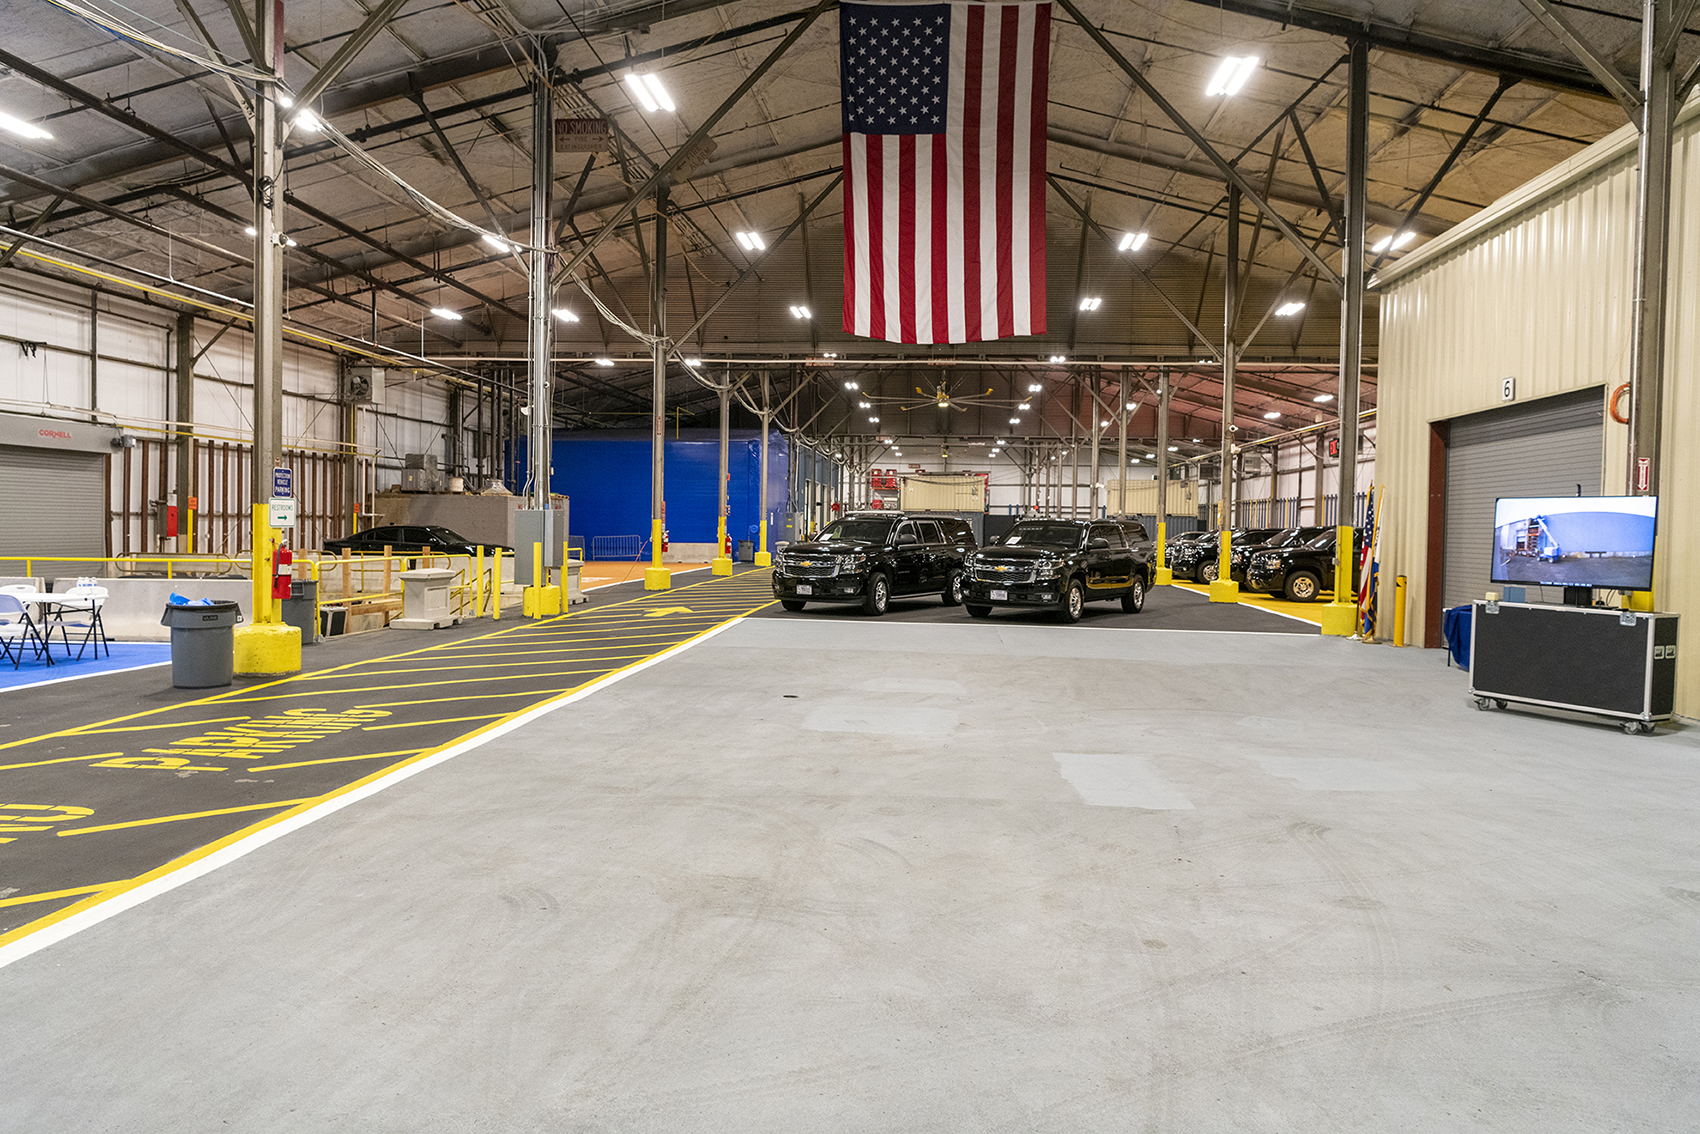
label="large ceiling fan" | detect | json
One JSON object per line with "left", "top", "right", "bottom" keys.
{"left": 885, "top": 380, "right": 1004, "bottom": 413}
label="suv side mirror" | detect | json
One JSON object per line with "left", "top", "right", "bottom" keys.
{"left": 897, "top": 532, "right": 919, "bottom": 546}
{"left": 1089, "top": 537, "right": 1111, "bottom": 549}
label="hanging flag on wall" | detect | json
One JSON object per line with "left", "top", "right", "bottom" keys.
{"left": 840, "top": 1, "right": 1051, "bottom": 344}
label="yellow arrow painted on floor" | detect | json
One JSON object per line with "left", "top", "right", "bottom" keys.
{"left": 642, "top": 606, "right": 696, "bottom": 618}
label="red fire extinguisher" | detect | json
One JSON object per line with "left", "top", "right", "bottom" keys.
{"left": 662, "top": 529, "right": 670, "bottom": 553}
{"left": 273, "top": 545, "right": 293, "bottom": 600}
{"left": 723, "top": 533, "right": 732, "bottom": 557}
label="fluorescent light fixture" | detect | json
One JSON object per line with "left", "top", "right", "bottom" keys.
{"left": 845, "top": 380, "right": 859, "bottom": 390}
{"left": 1131, "top": 458, "right": 1140, "bottom": 464}
{"left": 1009, "top": 417, "right": 1021, "bottom": 425}
{"left": 244, "top": 226, "right": 257, "bottom": 236}
{"left": 0, "top": 110, "right": 52, "bottom": 141}
{"left": 1275, "top": 301, "right": 1305, "bottom": 316}
{"left": 430, "top": 307, "right": 463, "bottom": 321}
{"left": 1078, "top": 296, "right": 1102, "bottom": 312}
{"left": 1126, "top": 402, "right": 1137, "bottom": 410}
{"left": 1167, "top": 445, "right": 1178, "bottom": 452}
{"left": 858, "top": 400, "right": 871, "bottom": 408}
{"left": 1206, "top": 56, "right": 1260, "bottom": 97}
{"left": 594, "top": 358, "right": 614, "bottom": 366}
{"left": 1314, "top": 393, "right": 1335, "bottom": 403}
{"left": 278, "top": 94, "right": 295, "bottom": 109}
{"left": 1028, "top": 383, "right": 1044, "bottom": 392}
{"left": 868, "top": 416, "right": 880, "bottom": 422}
{"left": 824, "top": 352, "right": 838, "bottom": 358}
{"left": 294, "top": 110, "right": 321, "bottom": 132}
{"left": 1018, "top": 402, "right": 1031, "bottom": 410}
{"left": 1264, "top": 411, "right": 1281, "bottom": 420}
{"left": 1048, "top": 354, "right": 1066, "bottom": 363}
{"left": 283, "top": 236, "right": 298, "bottom": 247}
{"left": 1117, "top": 231, "right": 1148, "bottom": 252}
{"left": 1371, "top": 231, "right": 1416, "bottom": 254}
{"left": 483, "top": 233, "right": 513, "bottom": 254}
{"left": 623, "top": 72, "right": 674, "bottom": 113}
{"left": 685, "top": 357, "right": 701, "bottom": 368}
{"left": 552, "top": 308, "right": 579, "bottom": 322}
{"left": 789, "top": 305, "right": 811, "bottom": 319}
{"left": 734, "top": 230, "right": 767, "bottom": 252}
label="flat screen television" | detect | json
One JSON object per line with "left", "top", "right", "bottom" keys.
{"left": 1491, "top": 495, "right": 1657, "bottom": 592}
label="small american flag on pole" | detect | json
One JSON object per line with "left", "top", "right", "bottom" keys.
{"left": 840, "top": 1, "right": 1051, "bottom": 344}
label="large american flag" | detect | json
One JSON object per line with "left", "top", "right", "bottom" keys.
{"left": 841, "top": 1, "right": 1050, "bottom": 344}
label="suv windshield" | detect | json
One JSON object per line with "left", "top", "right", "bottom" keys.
{"left": 817, "top": 518, "right": 894, "bottom": 544}
{"left": 997, "top": 522, "right": 1083, "bottom": 549}
{"left": 1303, "top": 531, "right": 1335, "bottom": 549}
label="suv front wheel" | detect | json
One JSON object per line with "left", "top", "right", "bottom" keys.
{"left": 1058, "top": 578, "right": 1085, "bottom": 623}
{"left": 941, "top": 570, "right": 964, "bottom": 606}
{"left": 861, "top": 572, "right": 890, "bottom": 616}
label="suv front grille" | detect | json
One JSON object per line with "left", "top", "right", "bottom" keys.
{"left": 782, "top": 557, "right": 841, "bottom": 577}
{"left": 974, "top": 563, "right": 1035, "bottom": 584}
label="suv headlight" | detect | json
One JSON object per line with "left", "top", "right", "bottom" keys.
{"left": 1034, "top": 558, "right": 1062, "bottom": 580}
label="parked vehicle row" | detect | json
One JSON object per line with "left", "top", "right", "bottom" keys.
{"left": 1164, "top": 525, "right": 1362, "bottom": 601}
{"left": 770, "top": 512, "right": 1154, "bottom": 623}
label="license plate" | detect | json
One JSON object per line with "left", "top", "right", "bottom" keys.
{"left": 796, "top": 584, "right": 812, "bottom": 595}
{"left": 990, "top": 589, "right": 1008, "bottom": 600}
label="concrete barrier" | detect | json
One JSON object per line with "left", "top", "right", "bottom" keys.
{"left": 53, "top": 577, "right": 253, "bottom": 642}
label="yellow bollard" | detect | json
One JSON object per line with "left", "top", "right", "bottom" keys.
{"left": 525, "top": 541, "right": 561, "bottom": 616}
{"left": 1393, "top": 574, "right": 1407, "bottom": 646}
{"left": 644, "top": 517, "right": 672, "bottom": 590}
{"left": 754, "top": 518, "right": 772, "bottom": 568}
{"left": 1319, "top": 524, "right": 1358, "bottom": 636}
{"left": 234, "top": 502, "right": 300, "bottom": 676}
{"left": 474, "top": 546, "right": 485, "bottom": 617}
{"left": 711, "top": 513, "right": 733, "bottom": 576}
{"left": 1207, "top": 528, "right": 1239, "bottom": 602}
{"left": 492, "top": 550, "right": 502, "bottom": 621}
{"left": 1153, "top": 520, "right": 1172, "bottom": 585}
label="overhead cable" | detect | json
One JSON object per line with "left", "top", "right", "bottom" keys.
{"left": 43, "top": 0, "right": 271, "bottom": 82}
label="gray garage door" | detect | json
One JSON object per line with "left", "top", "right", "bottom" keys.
{"left": 1443, "top": 389, "right": 1602, "bottom": 609}
{"left": 0, "top": 444, "right": 106, "bottom": 559}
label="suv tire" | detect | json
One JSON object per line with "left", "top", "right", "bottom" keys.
{"left": 1284, "top": 570, "right": 1320, "bottom": 602}
{"left": 780, "top": 599, "right": 807, "bottom": 612}
{"left": 941, "top": 570, "right": 964, "bottom": 606}
{"left": 1058, "top": 578, "right": 1085, "bottom": 623}
{"left": 1121, "top": 574, "right": 1146, "bottom": 613}
{"left": 966, "top": 604, "right": 992, "bottom": 618}
{"left": 861, "top": 573, "right": 890, "bottom": 616}
{"left": 1199, "top": 560, "right": 1219, "bottom": 583}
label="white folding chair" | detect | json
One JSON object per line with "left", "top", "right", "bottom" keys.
{"left": 0, "top": 594, "right": 46, "bottom": 670}
{"left": 0, "top": 584, "right": 40, "bottom": 596}
{"left": 47, "top": 584, "right": 110, "bottom": 659}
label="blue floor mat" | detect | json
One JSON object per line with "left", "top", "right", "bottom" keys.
{"left": 0, "top": 642, "right": 173, "bottom": 692}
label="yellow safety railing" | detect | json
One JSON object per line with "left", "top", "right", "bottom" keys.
{"left": 303, "top": 547, "right": 511, "bottom": 626}
{"left": 0, "top": 554, "right": 246, "bottom": 580}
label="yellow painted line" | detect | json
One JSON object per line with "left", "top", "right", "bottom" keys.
{"left": 71, "top": 717, "right": 254, "bottom": 735}
{"left": 0, "top": 882, "right": 118, "bottom": 909}
{"left": 303, "top": 653, "right": 662, "bottom": 676}
{"left": 55, "top": 798, "right": 315, "bottom": 837}
{"left": 215, "top": 665, "right": 663, "bottom": 702}
{"left": 246, "top": 748, "right": 426, "bottom": 772}
{"left": 1170, "top": 582, "right": 1327, "bottom": 627}
{"left": 0, "top": 751, "right": 126, "bottom": 772}
{"left": 360, "top": 713, "right": 508, "bottom": 731}
{"left": 350, "top": 689, "right": 609, "bottom": 709}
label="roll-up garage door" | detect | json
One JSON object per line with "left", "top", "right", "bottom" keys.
{"left": 1442, "top": 389, "right": 1602, "bottom": 609}
{"left": 0, "top": 444, "right": 106, "bottom": 558}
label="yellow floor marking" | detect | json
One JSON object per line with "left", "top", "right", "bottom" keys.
{"left": 0, "top": 882, "right": 119, "bottom": 909}
{"left": 56, "top": 798, "right": 316, "bottom": 837}
{"left": 1170, "top": 582, "right": 1328, "bottom": 626}
{"left": 0, "top": 751, "right": 126, "bottom": 772}
{"left": 72, "top": 717, "right": 254, "bottom": 735}
{"left": 246, "top": 748, "right": 426, "bottom": 772}
{"left": 302, "top": 652, "right": 661, "bottom": 677}
{"left": 215, "top": 665, "right": 661, "bottom": 703}
{"left": 360, "top": 713, "right": 508, "bottom": 731}
{"left": 350, "top": 689, "right": 608, "bottom": 709}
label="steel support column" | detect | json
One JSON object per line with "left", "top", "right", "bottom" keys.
{"left": 712, "top": 377, "right": 734, "bottom": 574}
{"left": 1116, "top": 372, "right": 1127, "bottom": 518}
{"left": 1323, "top": 39, "right": 1369, "bottom": 636}
{"left": 174, "top": 312, "right": 195, "bottom": 553}
{"left": 1628, "top": 0, "right": 1678, "bottom": 503}
{"left": 646, "top": 186, "right": 673, "bottom": 590}
{"left": 1210, "top": 187, "right": 1242, "bottom": 601}
{"left": 528, "top": 65, "right": 555, "bottom": 511}
{"left": 1154, "top": 366, "right": 1173, "bottom": 584}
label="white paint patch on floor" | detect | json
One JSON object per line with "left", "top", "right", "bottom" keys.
{"left": 1250, "top": 755, "right": 1416, "bottom": 792}
{"left": 1054, "top": 753, "right": 1195, "bottom": 809}
{"left": 859, "top": 677, "right": 967, "bottom": 696}
{"left": 803, "top": 704, "right": 961, "bottom": 736}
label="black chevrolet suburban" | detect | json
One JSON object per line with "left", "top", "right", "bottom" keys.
{"left": 962, "top": 518, "right": 1153, "bottom": 622}
{"left": 771, "top": 512, "right": 977, "bottom": 615}
{"left": 1244, "top": 527, "right": 1366, "bottom": 601}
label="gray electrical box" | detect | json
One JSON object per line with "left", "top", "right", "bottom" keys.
{"left": 515, "top": 507, "right": 568, "bottom": 585}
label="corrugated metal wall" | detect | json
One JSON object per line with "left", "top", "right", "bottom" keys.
{"left": 1378, "top": 98, "right": 1700, "bottom": 716}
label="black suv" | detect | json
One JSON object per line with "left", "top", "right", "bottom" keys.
{"left": 1227, "top": 526, "right": 1329, "bottom": 583}
{"left": 771, "top": 512, "right": 977, "bottom": 615}
{"left": 962, "top": 518, "right": 1153, "bottom": 622}
{"left": 1166, "top": 528, "right": 1231, "bottom": 581}
{"left": 1244, "top": 528, "right": 1366, "bottom": 601}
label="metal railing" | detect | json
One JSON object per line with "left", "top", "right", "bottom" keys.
{"left": 0, "top": 554, "right": 247, "bottom": 580}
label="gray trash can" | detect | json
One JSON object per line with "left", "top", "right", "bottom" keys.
{"left": 281, "top": 579, "right": 318, "bottom": 646}
{"left": 737, "top": 540, "right": 754, "bottom": 562}
{"left": 160, "top": 601, "right": 243, "bottom": 688}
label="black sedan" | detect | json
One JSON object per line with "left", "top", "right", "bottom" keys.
{"left": 323, "top": 524, "right": 509, "bottom": 557}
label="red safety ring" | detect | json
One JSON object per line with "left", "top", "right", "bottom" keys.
{"left": 1610, "top": 382, "right": 1632, "bottom": 424}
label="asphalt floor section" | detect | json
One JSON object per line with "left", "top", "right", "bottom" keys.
{"left": 751, "top": 580, "right": 1315, "bottom": 633}
{"left": 0, "top": 566, "right": 776, "bottom": 945}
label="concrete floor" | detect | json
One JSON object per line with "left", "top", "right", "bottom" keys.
{"left": 2, "top": 615, "right": 1698, "bottom": 1131}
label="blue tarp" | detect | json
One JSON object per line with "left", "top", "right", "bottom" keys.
{"left": 1442, "top": 604, "right": 1472, "bottom": 670}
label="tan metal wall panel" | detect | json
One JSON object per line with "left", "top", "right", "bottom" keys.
{"left": 1105, "top": 479, "right": 1197, "bottom": 516}
{"left": 898, "top": 475, "right": 985, "bottom": 512}
{"left": 1379, "top": 99, "right": 1700, "bottom": 717}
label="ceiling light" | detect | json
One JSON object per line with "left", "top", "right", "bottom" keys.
{"left": 1167, "top": 445, "right": 1178, "bottom": 452}
{"left": 1371, "top": 231, "right": 1417, "bottom": 254}
{"left": 845, "top": 381, "right": 859, "bottom": 390}
{"left": 1009, "top": 417, "right": 1021, "bottom": 425}
{"left": 0, "top": 110, "right": 52, "bottom": 141}
{"left": 278, "top": 95, "right": 294, "bottom": 109}
{"left": 283, "top": 236, "right": 298, "bottom": 247}
{"left": 244, "top": 226, "right": 257, "bottom": 236}
{"left": 1028, "top": 383, "right": 1044, "bottom": 392}
{"left": 483, "top": 233, "right": 513, "bottom": 254}
{"left": 789, "top": 305, "right": 812, "bottom": 319}
{"left": 1314, "top": 393, "right": 1334, "bottom": 403}
{"left": 1078, "top": 297, "right": 1101, "bottom": 312}
{"left": 1275, "top": 301, "right": 1305, "bottom": 317}
{"left": 1117, "top": 231, "right": 1148, "bottom": 253}
{"left": 594, "top": 358, "right": 614, "bottom": 366}
{"left": 1018, "top": 402, "right": 1031, "bottom": 410}
{"left": 685, "top": 358, "right": 701, "bottom": 368}
{"left": 868, "top": 416, "right": 880, "bottom": 423}
{"left": 1206, "top": 56, "right": 1260, "bottom": 97}
{"left": 552, "top": 308, "right": 579, "bottom": 322}
{"left": 430, "top": 307, "right": 462, "bottom": 321}
{"left": 858, "top": 400, "right": 871, "bottom": 408}
{"left": 1264, "top": 411, "right": 1281, "bottom": 420}
{"left": 623, "top": 72, "right": 675, "bottom": 113}
{"left": 734, "top": 231, "right": 767, "bottom": 252}
{"left": 1048, "top": 354, "right": 1066, "bottom": 363}
{"left": 824, "top": 352, "right": 838, "bottom": 358}
{"left": 294, "top": 109, "right": 322, "bottom": 132}
{"left": 1101, "top": 420, "right": 1112, "bottom": 428}
{"left": 1131, "top": 458, "right": 1140, "bottom": 464}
